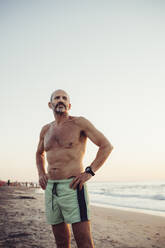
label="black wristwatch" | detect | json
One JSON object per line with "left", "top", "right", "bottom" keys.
{"left": 85, "top": 166, "right": 95, "bottom": 176}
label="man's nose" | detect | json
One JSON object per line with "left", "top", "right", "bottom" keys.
{"left": 58, "top": 97, "right": 63, "bottom": 101}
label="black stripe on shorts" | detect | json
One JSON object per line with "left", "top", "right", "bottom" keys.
{"left": 77, "top": 185, "right": 88, "bottom": 222}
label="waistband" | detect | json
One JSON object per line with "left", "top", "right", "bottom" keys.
{"left": 48, "top": 177, "right": 75, "bottom": 184}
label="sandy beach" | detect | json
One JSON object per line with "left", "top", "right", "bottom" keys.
{"left": 0, "top": 186, "right": 165, "bottom": 248}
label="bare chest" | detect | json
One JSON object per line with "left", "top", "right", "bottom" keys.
{"left": 44, "top": 124, "right": 82, "bottom": 151}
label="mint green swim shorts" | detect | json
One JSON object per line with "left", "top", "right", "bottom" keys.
{"left": 45, "top": 178, "right": 90, "bottom": 225}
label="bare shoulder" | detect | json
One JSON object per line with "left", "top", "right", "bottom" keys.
{"left": 73, "top": 116, "right": 95, "bottom": 130}
{"left": 73, "top": 116, "right": 111, "bottom": 148}
{"left": 40, "top": 123, "right": 51, "bottom": 138}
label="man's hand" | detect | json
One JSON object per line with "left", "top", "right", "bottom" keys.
{"left": 70, "top": 172, "right": 92, "bottom": 190}
{"left": 39, "top": 174, "right": 48, "bottom": 190}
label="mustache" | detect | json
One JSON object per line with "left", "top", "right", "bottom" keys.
{"left": 55, "top": 102, "right": 66, "bottom": 109}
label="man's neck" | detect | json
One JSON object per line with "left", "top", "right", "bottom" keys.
{"left": 54, "top": 112, "right": 69, "bottom": 125}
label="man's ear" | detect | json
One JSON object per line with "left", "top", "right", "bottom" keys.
{"left": 48, "top": 102, "right": 52, "bottom": 109}
{"left": 69, "top": 103, "right": 71, "bottom": 110}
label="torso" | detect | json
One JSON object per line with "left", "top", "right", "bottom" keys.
{"left": 43, "top": 116, "right": 87, "bottom": 179}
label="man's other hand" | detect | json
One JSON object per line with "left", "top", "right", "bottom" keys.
{"left": 39, "top": 174, "right": 48, "bottom": 190}
{"left": 70, "top": 172, "right": 92, "bottom": 190}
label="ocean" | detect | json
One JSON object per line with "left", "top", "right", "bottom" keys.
{"left": 87, "top": 181, "right": 165, "bottom": 216}
{"left": 36, "top": 181, "right": 165, "bottom": 217}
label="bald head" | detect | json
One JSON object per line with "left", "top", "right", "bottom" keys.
{"left": 50, "top": 89, "right": 70, "bottom": 103}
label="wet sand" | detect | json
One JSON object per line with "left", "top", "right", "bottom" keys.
{"left": 0, "top": 186, "right": 165, "bottom": 248}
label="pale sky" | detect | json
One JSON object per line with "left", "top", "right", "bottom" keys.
{"left": 0, "top": 0, "right": 165, "bottom": 182}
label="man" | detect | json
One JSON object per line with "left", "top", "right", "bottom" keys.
{"left": 36, "top": 89, "right": 113, "bottom": 248}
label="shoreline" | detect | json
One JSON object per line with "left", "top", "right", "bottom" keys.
{"left": 90, "top": 202, "right": 165, "bottom": 218}
{"left": 1, "top": 186, "right": 165, "bottom": 248}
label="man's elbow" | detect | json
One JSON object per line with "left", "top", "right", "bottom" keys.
{"left": 36, "top": 151, "right": 40, "bottom": 158}
{"left": 36, "top": 150, "right": 44, "bottom": 158}
{"left": 106, "top": 142, "right": 113, "bottom": 155}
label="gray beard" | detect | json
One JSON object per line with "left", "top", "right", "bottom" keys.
{"left": 54, "top": 104, "right": 65, "bottom": 112}
{"left": 55, "top": 110, "right": 65, "bottom": 115}
{"left": 54, "top": 107, "right": 67, "bottom": 115}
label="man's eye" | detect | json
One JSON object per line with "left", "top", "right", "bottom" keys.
{"left": 63, "top": 96, "right": 67, "bottom": 100}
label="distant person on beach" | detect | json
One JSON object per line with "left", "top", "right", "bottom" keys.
{"left": 36, "top": 89, "right": 113, "bottom": 248}
{"left": 7, "top": 179, "right": 10, "bottom": 186}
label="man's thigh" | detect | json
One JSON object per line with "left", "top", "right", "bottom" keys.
{"left": 72, "top": 221, "right": 95, "bottom": 248}
{"left": 52, "top": 222, "right": 71, "bottom": 248}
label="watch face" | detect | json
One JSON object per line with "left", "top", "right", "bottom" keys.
{"left": 85, "top": 167, "right": 95, "bottom": 176}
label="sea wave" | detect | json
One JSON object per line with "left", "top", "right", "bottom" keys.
{"left": 88, "top": 191, "right": 165, "bottom": 201}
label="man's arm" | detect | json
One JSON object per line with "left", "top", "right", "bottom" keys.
{"left": 70, "top": 117, "right": 113, "bottom": 189}
{"left": 83, "top": 118, "right": 113, "bottom": 173}
{"left": 36, "top": 124, "right": 49, "bottom": 190}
